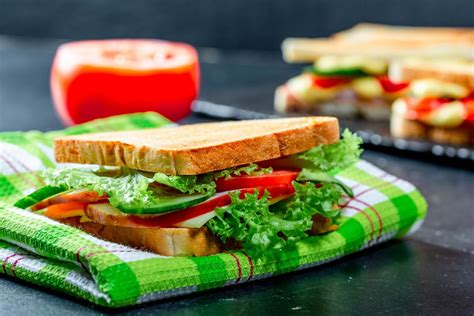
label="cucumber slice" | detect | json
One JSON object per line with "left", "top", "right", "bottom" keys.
{"left": 14, "top": 185, "right": 69, "bottom": 209}
{"left": 174, "top": 211, "right": 217, "bottom": 228}
{"left": 118, "top": 193, "right": 210, "bottom": 215}
{"left": 306, "top": 66, "right": 368, "bottom": 77}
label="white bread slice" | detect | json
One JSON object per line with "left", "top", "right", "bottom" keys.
{"left": 333, "top": 23, "right": 474, "bottom": 43}
{"left": 389, "top": 59, "right": 474, "bottom": 90}
{"left": 60, "top": 217, "right": 222, "bottom": 257}
{"left": 282, "top": 37, "right": 474, "bottom": 63}
{"left": 60, "top": 212, "right": 338, "bottom": 257}
{"left": 54, "top": 117, "right": 340, "bottom": 175}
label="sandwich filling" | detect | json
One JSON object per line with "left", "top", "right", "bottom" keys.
{"left": 278, "top": 55, "right": 409, "bottom": 115}
{"left": 393, "top": 79, "right": 474, "bottom": 129}
{"left": 15, "top": 131, "right": 362, "bottom": 256}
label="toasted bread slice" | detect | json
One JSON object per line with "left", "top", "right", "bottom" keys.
{"left": 282, "top": 37, "right": 474, "bottom": 63}
{"left": 60, "top": 217, "right": 222, "bottom": 257}
{"left": 54, "top": 117, "right": 340, "bottom": 175}
{"left": 389, "top": 59, "right": 474, "bottom": 90}
{"left": 60, "top": 213, "right": 337, "bottom": 257}
{"left": 282, "top": 24, "right": 474, "bottom": 63}
{"left": 333, "top": 23, "right": 474, "bottom": 43}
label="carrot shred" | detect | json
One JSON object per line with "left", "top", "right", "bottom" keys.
{"left": 44, "top": 202, "right": 87, "bottom": 219}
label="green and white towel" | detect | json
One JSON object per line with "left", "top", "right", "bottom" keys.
{"left": 0, "top": 112, "right": 427, "bottom": 308}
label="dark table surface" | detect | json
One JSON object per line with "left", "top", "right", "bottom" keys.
{"left": 0, "top": 37, "right": 473, "bottom": 315}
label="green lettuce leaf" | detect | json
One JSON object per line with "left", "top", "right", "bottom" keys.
{"left": 42, "top": 167, "right": 157, "bottom": 211}
{"left": 262, "top": 130, "right": 362, "bottom": 173}
{"left": 211, "top": 163, "right": 272, "bottom": 180}
{"left": 296, "top": 129, "right": 362, "bottom": 172}
{"left": 152, "top": 173, "right": 216, "bottom": 194}
{"left": 207, "top": 181, "right": 344, "bottom": 257}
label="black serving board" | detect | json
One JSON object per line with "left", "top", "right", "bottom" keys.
{"left": 192, "top": 100, "right": 474, "bottom": 169}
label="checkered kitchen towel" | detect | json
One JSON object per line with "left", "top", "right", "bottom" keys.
{"left": 0, "top": 112, "right": 427, "bottom": 307}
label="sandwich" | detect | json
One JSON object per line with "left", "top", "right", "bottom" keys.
{"left": 14, "top": 117, "right": 363, "bottom": 257}
{"left": 389, "top": 59, "right": 474, "bottom": 146}
{"left": 275, "top": 23, "right": 474, "bottom": 120}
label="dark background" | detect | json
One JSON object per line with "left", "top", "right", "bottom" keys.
{"left": 1, "top": 0, "right": 474, "bottom": 51}
{"left": 0, "top": 1, "right": 473, "bottom": 314}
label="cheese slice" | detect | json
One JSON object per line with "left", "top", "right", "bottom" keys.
{"left": 315, "top": 55, "right": 387, "bottom": 75}
{"left": 351, "top": 77, "right": 384, "bottom": 98}
{"left": 287, "top": 74, "right": 342, "bottom": 102}
{"left": 410, "top": 79, "right": 469, "bottom": 99}
{"left": 420, "top": 101, "right": 467, "bottom": 128}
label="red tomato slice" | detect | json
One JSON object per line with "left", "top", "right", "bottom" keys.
{"left": 376, "top": 76, "right": 409, "bottom": 93}
{"left": 44, "top": 202, "right": 87, "bottom": 219}
{"left": 405, "top": 97, "right": 454, "bottom": 116}
{"left": 463, "top": 100, "right": 474, "bottom": 124}
{"left": 85, "top": 184, "right": 295, "bottom": 228}
{"left": 460, "top": 92, "right": 474, "bottom": 104}
{"left": 51, "top": 39, "right": 200, "bottom": 125}
{"left": 215, "top": 170, "right": 299, "bottom": 192}
{"left": 312, "top": 76, "right": 351, "bottom": 89}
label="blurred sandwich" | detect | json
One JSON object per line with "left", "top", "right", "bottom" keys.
{"left": 14, "top": 118, "right": 362, "bottom": 257}
{"left": 389, "top": 59, "right": 474, "bottom": 146}
{"left": 275, "top": 23, "right": 474, "bottom": 120}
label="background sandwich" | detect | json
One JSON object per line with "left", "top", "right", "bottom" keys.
{"left": 15, "top": 117, "right": 362, "bottom": 257}
{"left": 389, "top": 59, "right": 474, "bottom": 146}
{"left": 275, "top": 23, "right": 474, "bottom": 120}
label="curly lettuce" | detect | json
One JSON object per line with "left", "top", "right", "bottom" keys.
{"left": 152, "top": 173, "right": 216, "bottom": 195}
{"left": 207, "top": 181, "right": 343, "bottom": 257}
{"left": 211, "top": 163, "right": 272, "bottom": 180}
{"left": 296, "top": 129, "right": 362, "bottom": 172}
{"left": 207, "top": 131, "right": 361, "bottom": 256}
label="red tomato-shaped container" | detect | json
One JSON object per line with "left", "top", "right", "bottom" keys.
{"left": 51, "top": 39, "right": 200, "bottom": 125}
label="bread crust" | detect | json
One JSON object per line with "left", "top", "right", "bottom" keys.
{"left": 282, "top": 37, "right": 474, "bottom": 63}
{"left": 61, "top": 217, "right": 222, "bottom": 257}
{"left": 54, "top": 118, "right": 340, "bottom": 175}
{"left": 282, "top": 24, "right": 474, "bottom": 63}
{"left": 333, "top": 23, "right": 474, "bottom": 43}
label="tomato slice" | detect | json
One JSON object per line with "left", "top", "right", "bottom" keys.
{"left": 312, "top": 76, "right": 351, "bottom": 89}
{"left": 460, "top": 92, "right": 474, "bottom": 104}
{"left": 463, "top": 99, "right": 474, "bottom": 124}
{"left": 405, "top": 97, "right": 455, "bottom": 119}
{"left": 215, "top": 170, "right": 299, "bottom": 192}
{"left": 376, "top": 76, "right": 409, "bottom": 93}
{"left": 44, "top": 202, "right": 87, "bottom": 219}
{"left": 85, "top": 184, "right": 295, "bottom": 228}
{"left": 51, "top": 39, "right": 200, "bottom": 125}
